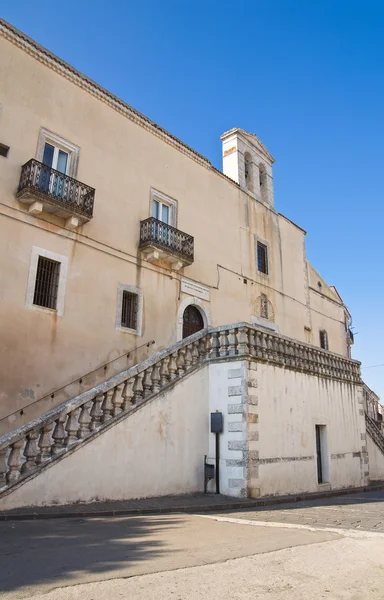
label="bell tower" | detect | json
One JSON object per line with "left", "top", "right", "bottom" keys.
{"left": 221, "top": 128, "right": 275, "bottom": 207}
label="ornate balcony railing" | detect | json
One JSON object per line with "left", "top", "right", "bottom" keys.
{"left": 16, "top": 159, "right": 95, "bottom": 220}
{"left": 139, "top": 217, "right": 194, "bottom": 265}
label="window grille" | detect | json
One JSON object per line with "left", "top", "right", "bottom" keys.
{"left": 0, "top": 143, "right": 10, "bottom": 158}
{"left": 33, "top": 256, "right": 61, "bottom": 309}
{"left": 319, "top": 330, "right": 328, "bottom": 350}
{"left": 260, "top": 294, "right": 269, "bottom": 319}
{"left": 257, "top": 242, "right": 268, "bottom": 274}
{"left": 121, "top": 291, "right": 138, "bottom": 330}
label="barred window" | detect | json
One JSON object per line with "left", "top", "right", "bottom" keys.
{"left": 121, "top": 291, "right": 138, "bottom": 330}
{"left": 33, "top": 256, "right": 61, "bottom": 309}
{"left": 257, "top": 242, "right": 268, "bottom": 274}
{"left": 319, "top": 330, "right": 328, "bottom": 350}
{"left": 260, "top": 293, "right": 269, "bottom": 319}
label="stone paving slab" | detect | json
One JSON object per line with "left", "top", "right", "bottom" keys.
{"left": 218, "top": 488, "right": 384, "bottom": 533}
{"left": 1, "top": 482, "right": 384, "bottom": 521}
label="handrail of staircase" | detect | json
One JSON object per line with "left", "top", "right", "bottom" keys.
{"left": 0, "top": 340, "right": 156, "bottom": 425}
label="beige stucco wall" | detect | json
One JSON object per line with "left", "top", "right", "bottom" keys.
{"left": 253, "top": 364, "right": 366, "bottom": 496}
{"left": 367, "top": 435, "right": 384, "bottom": 481}
{"left": 0, "top": 31, "right": 353, "bottom": 422}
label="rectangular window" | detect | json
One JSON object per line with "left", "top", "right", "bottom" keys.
{"left": 121, "top": 291, "right": 138, "bottom": 330}
{"left": 33, "top": 256, "right": 61, "bottom": 310}
{"left": 315, "top": 425, "right": 329, "bottom": 484}
{"left": 0, "top": 143, "right": 10, "bottom": 158}
{"left": 257, "top": 242, "right": 268, "bottom": 274}
{"left": 319, "top": 330, "right": 328, "bottom": 350}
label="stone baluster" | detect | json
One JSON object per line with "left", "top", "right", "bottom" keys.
{"left": 122, "top": 379, "right": 134, "bottom": 410}
{"left": 142, "top": 368, "right": 153, "bottom": 398}
{"left": 101, "top": 390, "right": 114, "bottom": 422}
{"left": 78, "top": 401, "right": 93, "bottom": 437}
{"left": 204, "top": 335, "right": 212, "bottom": 359}
{"left": 278, "top": 339, "right": 285, "bottom": 364}
{"left": 248, "top": 328, "right": 256, "bottom": 357}
{"left": 37, "top": 423, "right": 53, "bottom": 463}
{"left": 6, "top": 440, "right": 24, "bottom": 484}
{"left": 168, "top": 354, "right": 177, "bottom": 381}
{"left": 52, "top": 414, "right": 67, "bottom": 455}
{"left": 151, "top": 364, "right": 161, "bottom": 394}
{"left": 184, "top": 344, "right": 193, "bottom": 370}
{"left": 0, "top": 448, "right": 8, "bottom": 488}
{"left": 191, "top": 341, "right": 199, "bottom": 365}
{"left": 211, "top": 332, "right": 220, "bottom": 358}
{"left": 132, "top": 373, "right": 144, "bottom": 403}
{"left": 112, "top": 384, "right": 124, "bottom": 417}
{"left": 261, "top": 332, "right": 268, "bottom": 360}
{"left": 159, "top": 357, "right": 170, "bottom": 386}
{"left": 219, "top": 330, "right": 229, "bottom": 357}
{"left": 176, "top": 348, "right": 185, "bottom": 377}
{"left": 254, "top": 330, "right": 262, "bottom": 358}
{"left": 197, "top": 337, "right": 206, "bottom": 360}
{"left": 65, "top": 408, "right": 80, "bottom": 445}
{"left": 266, "top": 335, "right": 274, "bottom": 361}
{"left": 227, "top": 328, "right": 237, "bottom": 356}
{"left": 21, "top": 430, "right": 39, "bottom": 474}
{"left": 90, "top": 394, "right": 104, "bottom": 430}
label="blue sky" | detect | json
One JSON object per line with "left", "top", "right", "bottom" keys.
{"left": 2, "top": 1, "right": 383, "bottom": 397}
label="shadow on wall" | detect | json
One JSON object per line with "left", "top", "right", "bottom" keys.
{"left": 0, "top": 515, "right": 183, "bottom": 595}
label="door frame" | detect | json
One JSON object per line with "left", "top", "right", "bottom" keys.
{"left": 177, "top": 297, "right": 210, "bottom": 341}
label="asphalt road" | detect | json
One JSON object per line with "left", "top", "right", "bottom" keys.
{"left": 1, "top": 489, "right": 383, "bottom": 600}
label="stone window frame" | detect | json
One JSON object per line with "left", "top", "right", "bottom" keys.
{"left": 25, "top": 246, "right": 68, "bottom": 317}
{"left": 149, "top": 188, "right": 178, "bottom": 227}
{"left": 36, "top": 127, "right": 80, "bottom": 178}
{"left": 115, "top": 283, "right": 143, "bottom": 336}
{"left": 254, "top": 235, "right": 270, "bottom": 280}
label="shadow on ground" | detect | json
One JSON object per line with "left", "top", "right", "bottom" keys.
{"left": 0, "top": 514, "right": 183, "bottom": 595}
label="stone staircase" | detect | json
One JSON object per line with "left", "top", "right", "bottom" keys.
{"left": 0, "top": 322, "right": 361, "bottom": 502}
{"left": 365, "top": 413, "right": 384, "bottom": 455}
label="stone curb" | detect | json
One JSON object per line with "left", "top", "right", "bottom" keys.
{"left": 1, "top": 483, "right": 384, "bottom": 522}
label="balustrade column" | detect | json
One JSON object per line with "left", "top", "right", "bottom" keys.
{"left": 142, "top": 368, "right": 153, "bottom": 398}
{"left": 6, "top": 440, "right": 24, "bottom": 484}
{"left": 132, "top": 373, "right": 144, "bottom": 403}
{"left": 151, "top": 364, "right": 161, "bottom": 394}
{"left": 159, "top": 357, "right": 170, "bottom": 386}
{"left": 101, "top": 390, "right": 114, "bottom": 422}
{"left": 112, "top": 384, "right": 124, "bottom": 416}
{"left": 0, "top": 449, "right": 8, "bottom": 487}
{"left": 168, "top": 354, "right": 177, "bottom": 381}
{"left": 176, "top": 349, "right": 185, "bottom": 377}
{"left": 90, "top": 394, "right": 104, "bottom": 430}
{"left": 191, "top": 341, "right": 199, "bottom": 365}
{"left": 52, "top": 414, "right": 66, "bottom": 454}
{"left": 37, "top": 423, "right": 53, "bottom": 463}
{"left": 211, "top": 332, "right": 220, "bottom": 358}
{"left": 184, "top": 345, "right": 193, "bottom": 369}
{"left": 122, "top": 379, "right": 134, "bottom": 410}
{"left": 65, "top": 408, "right": 80, "bottom": 445}
{"left": 227, "top": 329, "right": 237, "bottom": 356}
{"left": 219, "top": 330, "right": 229, "bottom": 357}
{"left": 21, "top": 430, "right": 39, "bottom": 474}
{"left": 78, "top": 401, "right": 93, "bottom": 438}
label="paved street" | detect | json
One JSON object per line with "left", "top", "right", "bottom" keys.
{"left": 0, "top": 489, "right": 383, "bottom": 600}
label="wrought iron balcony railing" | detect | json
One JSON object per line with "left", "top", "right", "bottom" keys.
{"left": 139, "top": 217, "right": 194, "bottom": 265}
{"left": 16, "top": 159, "right": 95, "bottom": 220}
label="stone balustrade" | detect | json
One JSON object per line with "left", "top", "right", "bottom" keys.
{"left": 0, "top": 322, "right": 361, "bottom": 495}
{"left": 365, "top": 414, "right": 384, "bottom": 455}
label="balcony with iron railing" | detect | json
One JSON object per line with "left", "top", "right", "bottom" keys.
{"left": 139, "top": 217, "right": 194, "bottom": 270}
{"left": 16, "top": 159, "right": 95, "bottom": 228}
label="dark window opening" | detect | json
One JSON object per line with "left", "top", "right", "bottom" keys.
{"left": 33, "top": 256, "right": 60, "bottom": 310}
{"left": 315, "top": 425, "right": 328, "bottom": 484}
{"left": 257, "top": 242, "right": 268, "bottom": 274}
{"left": 319, "top": 330, "right": 328, "bottom": 350}
{"left": 0, "top": 143, "right": 10, "bottom": 158}
{"left": 260, "top": 294, "right": 268, "bottom": 319}
{"left": 121, "top": 291, "right": 138, "bottom": 330}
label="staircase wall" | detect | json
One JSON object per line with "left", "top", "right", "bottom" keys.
{"left": 0, "top": 368, "right": 210, "bottom": 509}
{"left": 367, "top": 434, "right": 384, "bottom": 481}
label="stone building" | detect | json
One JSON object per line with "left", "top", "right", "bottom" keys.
{"left": 0, "top": 18, "right": 382, "bottom": 509}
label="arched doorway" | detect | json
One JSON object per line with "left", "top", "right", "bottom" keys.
{"left": 182, "top": 305, "right": 204, "bottom": 338}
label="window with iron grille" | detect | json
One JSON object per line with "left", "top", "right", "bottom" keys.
{"left": 257, "top": 241, "right": 268, "bottom": 274}
{"left": 121, "top": 291, "right": 138, "bottom": 330}
{"left": 260, "top": 293, "right": 269, "bottom": 319}
{"left": 33, "top": 256, "right": 61, "bottom": 309}
{"left": 319, "top": 330, "right": 329, "bottom": 350}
